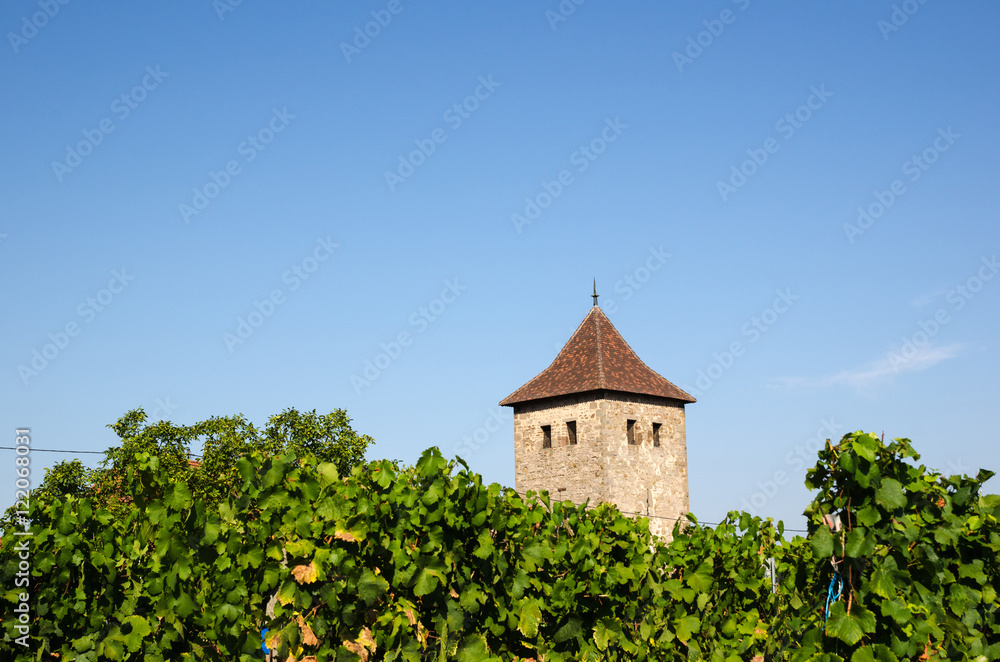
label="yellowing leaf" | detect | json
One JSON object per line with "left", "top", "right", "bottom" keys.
{"left": 297, "top": 615, "right": 320, "bottom": 647}
{"left": 291, "top": 563, "right": 318, "bottom": 584}
{"left": 334, "top": 530, "right": 358, "bottom": 543}
{"left": 343, "top": 640, "right": 367, "bottom": 661}
{"left": 276, "top": 581, "right": 296, "bottom": 606}
{"left": 343, "top": 627, "right": 375, "bottom": 662}
{"left": 358, "top": 627, "right": 376, "bottom": 651}
{"left": 518, "top": 600, "right": 543, "bottom": 638}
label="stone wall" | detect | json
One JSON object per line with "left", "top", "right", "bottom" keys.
{"left": 596, "top": 392, "right": 688, "bottom": 539}
{"left": 512, "top": 390, "right": 689, "bottom": 539}
{"left": 512, "top": 392, "right": 608, "bottom": 506}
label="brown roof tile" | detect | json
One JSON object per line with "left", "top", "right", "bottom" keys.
{"left": 500, "top": 306, "right": 695, "bottom": 406}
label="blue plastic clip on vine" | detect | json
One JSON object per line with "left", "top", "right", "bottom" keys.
{"left": 825, "top": 571, "right": 844, "bottom": 629}
{"left": 823, "top": 510, "right": 844, "bottom": 631}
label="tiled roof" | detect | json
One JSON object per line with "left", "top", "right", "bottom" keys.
{"left": 499, "top": 306, "right": 695, "bottom": 406}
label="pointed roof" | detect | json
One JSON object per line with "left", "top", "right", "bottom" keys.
{"left": 500, "top": 306, "right": 696, "bottom": 406}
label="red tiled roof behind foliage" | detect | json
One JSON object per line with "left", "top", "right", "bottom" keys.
{"left": 499, "top": 306, "right": 695, "bottom": 406}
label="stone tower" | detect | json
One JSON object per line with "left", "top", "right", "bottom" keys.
{"left": 499, "top": 297, "right": 695, "bottom": 538}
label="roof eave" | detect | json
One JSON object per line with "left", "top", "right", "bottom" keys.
{"left": 501, "top": 387, "right": 696, "bottom": 408}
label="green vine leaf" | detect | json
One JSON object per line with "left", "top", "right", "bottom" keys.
{"left": 876, "top": 478, "right": 906, "bottom": 510}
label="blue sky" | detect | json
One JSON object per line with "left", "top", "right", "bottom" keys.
{"left": 2, "top": 1, "right": 998, "bottom": 530}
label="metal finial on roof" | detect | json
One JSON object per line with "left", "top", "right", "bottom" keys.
{"left": 592, "top": 279, "right": 599, "bottom": 307}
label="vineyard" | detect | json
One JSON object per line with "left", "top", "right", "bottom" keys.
{"left": 2, "top": 419, "right": 998, "bottom": 661}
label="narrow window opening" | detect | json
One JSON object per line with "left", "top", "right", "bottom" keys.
{"left": 652, "top": 422, "right": 662, "bottom": 448}
{"left": 627, "top": 419, "right": 636, "bottom": 445}
{"left": 541, "top": 425, "right": 552, "bottom": 449}
{"left": 567, "top": 421, "right": 577, "bottom": 445}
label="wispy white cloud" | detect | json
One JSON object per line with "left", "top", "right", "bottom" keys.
{"left": 776, "top": 342, "right": 964, "bottom": 392}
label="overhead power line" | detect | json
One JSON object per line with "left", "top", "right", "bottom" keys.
{"left": 0, "top": 447, "right": 201, "bottom": 458}
{"left": 0, "top": 446, "right": 104, "bottom": 454}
